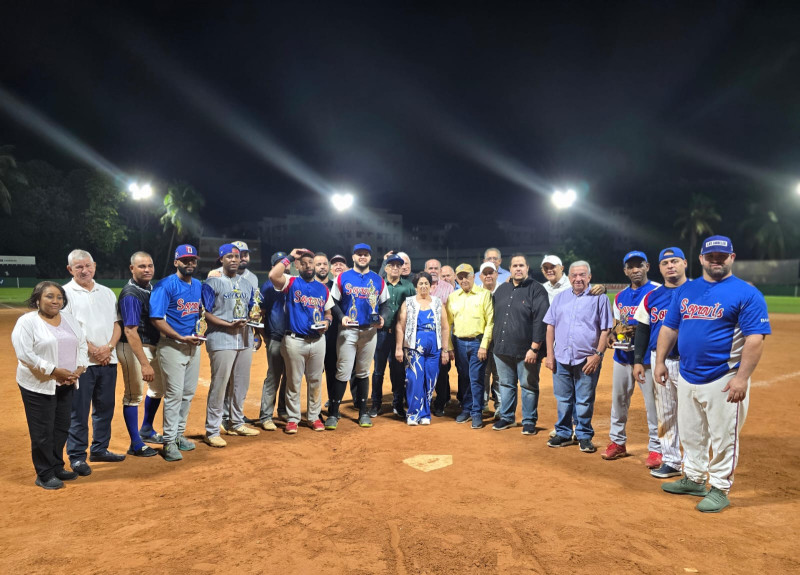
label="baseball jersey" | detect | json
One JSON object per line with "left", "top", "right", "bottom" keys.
{"left": 663, "top": 275, "right": 770, "bottom": 384}
{"left": 260, "top": 279, "right": 287, "bottom": 341}
{"left": 613, "top": 280, "right": 659, "bottom": 365}
{"left": 330, "top": 269, "right": 389, "bottom": 327}
{"left": 63, "top": 279, "right": 119, "bottom": 365}
{"left": 633, "top": 283, "right": 685, "bottom": 360}
{"left": 118, "top": 280, "right": 161, "bottom": 346}
{"left": 278, "top": 274, "right": 334, "bottom": 336}
{"left": 150, "top": 274, "right": 203, "bottom": 337}
{"left": 208, "top": 267, "right": 260, "bottom": 292}
{"left": 201, "top": 274, "right": 256, "bottom": 350}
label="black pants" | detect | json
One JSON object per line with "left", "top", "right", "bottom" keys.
{"left": 371, "top": 329, "right": 405, "bottom": 408}
{"left": 19, "top": 384, "right": 75, "bottom": 480}
{"left": 433, "top": 357, "right": 451, "bottom": 411}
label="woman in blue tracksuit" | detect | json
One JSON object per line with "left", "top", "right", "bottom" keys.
{"left": 395, "top": 272, "right": 451, "bottom": 425}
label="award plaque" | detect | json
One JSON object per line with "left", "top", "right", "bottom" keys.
{"left": 247, "top": 289, "right": 264, "bottom": 328}
{"left": 311, "top": 307, "right": 327, "bottom": 330}
{"left": 367, "top": 279, "right": 380, "bottom": 325}
{"left": 346, "top": 296, "right": 359, "bottom": 326}
{"left": 611, "top": 316, "right": 634, "bottom": 351}
{"left": 194, "top": 307, "right": 208, "bottom": 340}
{"left": 233, "top": 294, "right": 247, "bottom": 321}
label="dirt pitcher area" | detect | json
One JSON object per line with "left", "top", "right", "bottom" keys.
{"left": 1, "top": 309, "right": 798, "bottom": 574}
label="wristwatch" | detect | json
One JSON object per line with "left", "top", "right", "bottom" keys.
{"left": 593, "top": 350, "right": 604, "bottom": 358}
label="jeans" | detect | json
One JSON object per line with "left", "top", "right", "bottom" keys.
{"left": 494, "top": 353, "right": 541, "bottom": 425}
{"left": 454, "top": 337, "right": 486, "bottom": 416}
{"left": 553, "top": 360, "right": 601, "bottom": 440}
{"left": 67, "top": 364, "right": 118, "bottom": 461}
{"left": 371, "top": 329, "right": 405, "bottom": 408}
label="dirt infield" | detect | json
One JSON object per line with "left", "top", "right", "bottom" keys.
{"left": 1, "top": 309, "right": 798, "bottom": 574}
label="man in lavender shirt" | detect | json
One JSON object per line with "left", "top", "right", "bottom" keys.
{"left": 543, "top": 260, "right": 613, "bottom": 453}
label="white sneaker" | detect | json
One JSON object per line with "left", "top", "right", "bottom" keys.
{"left": 419, "top": 418, "right": 431, "bottom": 425}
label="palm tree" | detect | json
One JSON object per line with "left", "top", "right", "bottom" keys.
{"left": 739, "top": 203, "right": 785, "bottom": 259}
{"left": 675, "top": 194, "right": 721, "bottom": 277}
{"left": 0, "top": 145, "right": 28, "bottom": 215}
{"left": 160, "top": 181, "right": 205, "bottom": 276}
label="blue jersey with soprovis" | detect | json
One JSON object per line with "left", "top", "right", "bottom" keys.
{"left": 634, "top": 283, "right": 684, "bottom": 359}
{"left": 663, "top": 275, "right": 770, "bottom": 384}
{"left": 279, "top": 275, "right": 334, "bottom": 336}
{"left": 149, "top": 274, "right": 203, "bottom": 337}
{"left": 331, "top": 269, "right": 389, "bottom": 327}
{"left": 613, "top": 280, "right": 659, "bottom": 365}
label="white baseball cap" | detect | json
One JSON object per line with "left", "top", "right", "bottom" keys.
{"left": 479, "top": 262, "right": 497, "bottom": 273}
{"left": 541, "top": 255, "right": 562, "bottom": 267}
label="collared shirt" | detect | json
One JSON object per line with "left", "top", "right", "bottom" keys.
{"left": 430, "top": 280, "right": 454, "bottom": 304}
{"left": 63, "top": 279, "right": 119, "bottom": 365}
{"left": 542, "top": 275, "right": 571, "bottom": 303}
{"left": 475, "top": 266, "right": 510, "bottom": 287}
{"left": 150, "top": 274, "right": 203, "bottom": 337}
{"left": 446, "top": 285, "right": 494, "bottom": 349}
{"left": 492, "top": 278, "right": 550, "bottom": 359}
{"left": 382, "top": 277, "right": 416, "bottom": 328}
{"left": 543, "top": 285, "right": 614, "bottom": 366}
{"left": 207, "top": 267, "right": 260, "bottom": 292}
{"left": 201, "top": 274, "right": 257, "bottom": 350}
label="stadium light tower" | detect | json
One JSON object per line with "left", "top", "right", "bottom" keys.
{"left": 331, "top": 190, "right": 355, "bottom": 212}
{"left": 128, "top": 181, "right": 154, "bottom": 201}
{"left": 551, "top": 188, "right": 577, "bottom": 210}
{"left": 795, "top": 181, "right": 800, "bottom": 196}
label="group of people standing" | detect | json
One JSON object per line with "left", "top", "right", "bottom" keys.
{"left": 12, "top": 236, "right": 770, "bottom": 514}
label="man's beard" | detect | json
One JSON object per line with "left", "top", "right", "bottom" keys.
{"left": 354, "top": 262, "right": 369, "bottom": 272}
{"left": 315, "top": 270, "right": 328, "bottom": 281}
{"left": 237, "top": 260, "right": 248, "bottom": 271}
{"left": 300, "top": 269, "right": 315, "bottom": 281}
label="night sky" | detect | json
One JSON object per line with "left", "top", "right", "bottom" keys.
{"left": 2, "top": 1, "right": 799, "bottom": 226}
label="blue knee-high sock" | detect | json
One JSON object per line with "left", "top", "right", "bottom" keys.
{"left": 141, "top": 396, "right": 161, "bottom": 431}
{"left": 123, "top": 405, "right": 144, "bottom": 450}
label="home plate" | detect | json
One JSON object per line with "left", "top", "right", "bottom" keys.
{"left": 403, "top": 455, "right": 453, "bottom": 472}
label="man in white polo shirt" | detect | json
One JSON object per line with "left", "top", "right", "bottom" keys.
{"left": 63, "top": 249, "right": 124, "bottom": 477}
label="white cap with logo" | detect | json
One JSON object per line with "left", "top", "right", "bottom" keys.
{"left": 541, "top": 255, "right": 563, "bottom": 267}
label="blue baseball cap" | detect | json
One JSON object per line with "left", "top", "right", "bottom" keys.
{"left": 175, "top": 244, "right": 198, "bottom": 259}
{"left": 623, "top": 250, "right": 648, "bottom": 264}
{"left": 700, "top": 235, "right": 733, "bottom": 255}
{"left": 270, "top": 251, "right": 288, "bottom": 266}
{"left": 658, "top": 247, "right": 686, "bottom": 262}
{"left": 218, "top": 243, "right": 239, "bottom": 258}
{"left": 353, "top": 243, "right": 372, "bottom": 253}
{"left": 385, "top": 254, "right": 403, "bottom": 265}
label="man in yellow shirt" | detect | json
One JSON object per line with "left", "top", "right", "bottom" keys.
{"left": 446, "top": 264, "right": 494, "bottom": 429}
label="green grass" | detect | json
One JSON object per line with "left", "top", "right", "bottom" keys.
{"left": 764, "top": 296, "right": 800, "bottom": 314}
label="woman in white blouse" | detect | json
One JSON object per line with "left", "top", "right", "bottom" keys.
{"left": 11, "top": 282, "right": 88, "bottom": 490}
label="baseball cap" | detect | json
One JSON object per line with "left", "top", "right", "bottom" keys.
{"left": 700, "top": 235, "right": 733, "bottom": 255}
{"left": 658, "top": 247, "right": 686, "bottom": 262}
{"left": 330, "top": 254, "right": 347, "bottom": 265}
{"left": 296, "top": 248, "right": 315, "bottom": 259}
{"left": 455, "top": 263, "right": 474, "bottom": 275}
{"left": 218, "top": 243, "right": 239, "bottom": 258}
{"left": 623, "top": 250, "right": 648, "bottom": 264}
{"left": 353, "top": 243, "right": 372, "bottom": 253}
{"left": 270, "top": 251, "right": 287, "bottom": 266}
{"left": 541, "top": 255, "right": 562, "bottom": 267}
{"left": 479, "top": 262, "right": 497, "bottom": 274}
{"left": 175, "top": 244, "right": 198, "bottom": 259}
{"left": 232, "top": 241, "right": 249, "bottom": 252}
{"left": 386, "top": 254, "right": 404, "bottom": 265}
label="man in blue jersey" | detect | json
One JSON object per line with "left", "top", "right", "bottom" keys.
{"left": 602, "top": 251, "right": 661, "bottom": 466}
{"left": 633, "top": 248, "right": 688, "bottom": 479}
{"left": 326, "top": 243, "right": 389, "bottom": 429}
{"left": 270, "top": 248, "right": 334, "bottom": 434}
{"left": 655, "top": 235, "right": 770, "bottom": 513}
{"left": 150, "top": 244, "right": 205, "bottom": 462}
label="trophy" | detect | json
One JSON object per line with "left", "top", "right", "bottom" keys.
{"left": 233, "top": 290, "right": 247, "bottom": 322}
{"left": 611, "top": 315, "right": 635, "bottom": 351}
{"left": 311, "top": 306, "right": 327, "bottom": 330}
{"left": 346, "top": 296, "right": 359, "bottom": 327}
{"left": 247, "top": 289, "right": 264, "bottom": 328}
{"left": 367, "top": 279, "right": 380, "bottom": 325}
{"left": 194, "top": 307, "right": 208, "bottom": 340}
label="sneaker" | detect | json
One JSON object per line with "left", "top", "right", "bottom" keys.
{"left": 547, "top": 435, "right": 576, "bottom": 448}
{"left": 139, "top": 430, "right": 165, "bottom": 444}
{"left": 601, "top": 442, "right": 627, "bottom": 460}
{"left": 71, "top": 460, "right": 92, "bottom": 476}
{"left": 645, "top": 451, "right": 663, "bottom": 469}
{"left": 176, "top": 436, "right": 196, "bottom": 451}
{"left": 651, "top": 463, "right": 682, "bottom": 479}
{"left": 55, "top": 468, "right": 78, "bottom": 481}
{"left": 696, "top": 487, "right": 730, "bottom": 513}
{"left": 662, "top": 476, "right": 709, "bottom": 497}
{"left": 407, "top": 418, "right": 419, "bottom": 426}
{"left": 229, "top": 425, "right": 260, "bottom": 436}
{"left": 277, "top": 412, "right": 288, "bottom": 421}
{"left": 203, "top": 434, "right": 227, "bottom": 448}
{"left": 455, "top": 412, "right": 471, "bottom": 424}
{"left": 368, "top": 405, "right": 380, "bottom": 418}
{"left": 311, "top": 420, "right": 325, "bottom": 432}
{"left": 419, "top": 418, "right": 431, "bottom": 425}
{"left": 259, "top": 419, "right": 277, "bottom": 431}
{"left": 89, "top": 450, "right": 126, "bottom": 463}
{"left": 324, "top": 416, "right": 339, "bottom": 430}
{"left": 35, "top": 476, "right": 65, "bottom": 490}
{"left": 549, "top": 429, "right": 557, "bottom": 438}
{"left": 492, "top": 419, "right": 514, "bottom": 431}
{"left": 358, "top": 414, "right": 373, "bottom": 428}
{"left": 482, "top": 408, "right": 495, "bottom": 418}
{"left": 393, "top": 406, "right": 406, "bottom": 419}
{"left": 471, "top": 415, "right": 482, "bottom": 429}
{"left": 163, "top": 442, "right": 183, "bottom": 461}
{"left": 127, "top": 444, "right": 158, "bottom": 457}
{"left": 521, "top": 424, "right": 538, "bottom": 436}
{"left": 579, "top": 439, "right": 597, "bottom": 453}
{"left": 285, "top": 422, "right": 299, "bottom": 434}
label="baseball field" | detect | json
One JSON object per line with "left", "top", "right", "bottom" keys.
{"left": 1, "top": 307, "right": 798, "bottom": 574}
